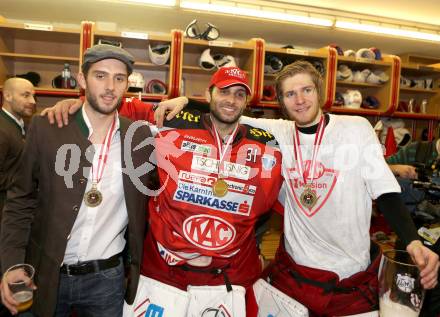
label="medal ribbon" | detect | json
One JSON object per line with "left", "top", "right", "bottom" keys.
{"left": 211, "top": 117, "right": 239, "bottom": 177}
{"left": 293, "top": 115, "right": 325, "bottom": 187}
{"left": 90, "top": 116, "right": 117, "bottom": 186}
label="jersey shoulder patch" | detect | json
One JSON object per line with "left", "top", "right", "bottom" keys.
{"left": 165, "top": 109, "right": 203, "bottom": 130}
{"left": 244, "top": 125, "right": 279, "bottom": 147}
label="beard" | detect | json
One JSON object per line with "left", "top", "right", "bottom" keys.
{"left": 210, "top": 103, "right": 244, "bottom": 125}
{"left": 86, "top": 90, "right": 122, "bottom": 115}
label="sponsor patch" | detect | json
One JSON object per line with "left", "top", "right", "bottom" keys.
{"left": 249, "top": 127, "right": 273, "bottom": 139}
{"left": 261, "top": 154, "right": 276, "bottom": 171}
{"left": 184, "top": 135, "right": 207, "bottom": 144}
{"left": 183, "top": 214, "right": 236, "bottom": 250}
{"left": 175, "top": 110, "right": 200, "bottom": 123}
{"left": 181, "top": 140, "right": 212, "bottom": 155}
{"left": 178, "top": 171, "right": 256, "bottom": 195}
{"left": 191, "top": 156, "right": 219, "bottom": 174}
{"left": 179, "top": 170, "right": 216, "bottom": 187}
{"left": 157, "top": 241, "right": 185, "bottom": 266}
{"left": 191, "top": 156, "right": 251, "bottom": 180}
{"left": 226, "top": 180, "right": 256, "bottom": 195}
{"left": 173, "top": 181, "right": 253, "bottom": 216}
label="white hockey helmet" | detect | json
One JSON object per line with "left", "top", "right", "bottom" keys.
{"left": 148, "top": 44, "right": 171, "bottom": 66}
{"left": 128, "top": 72, "right": 145, "bottom": 92}
{"left": 199, "top": 48, "right": 216, "bottom": 71}
{"left": 343, "top": 90, "right": 362, "bottom": 108}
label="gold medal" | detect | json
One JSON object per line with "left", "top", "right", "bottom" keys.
{"left": 84, "top": 184, "right": 103, "bottom": 207}
{"left": 300, "top": 186, "right": 317, "bottom": 209}
{"left": 212, "top": 178, "right": 228, "bottom": 197}
{"left": 210, "top": 118, "right": 239, "bottom": 199}
{"left": 292, "top": 116, "right": 326, "bottom": 211}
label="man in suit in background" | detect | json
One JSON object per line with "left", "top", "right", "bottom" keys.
{"left": 0, "top": 78, "right": 35, "bottom": 317}
{"left": 0, "top": 44, "right": 154, "bottom": 317}
{"left": 0, "top": 78, "right": 35, "bottom": 222}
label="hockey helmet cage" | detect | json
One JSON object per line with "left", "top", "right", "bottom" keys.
{"left": 97, "top": 38, "right": 122, "bottom": 48}
{"left": 264, "top": 55, "right": 283, "bottom": 74}
{"left": 199, "top": 48, "right": 216, "bottom": 70}
{"left": 185, "top": 19, "right": 219, "bottom": 41}
{"left": 213, "top": 54, "right": 237, "bottom": 68}
{"left": 128, "top": 72, "right": 145, "bottom": 92}
{"left": 148, "top": 44, "right": 170, "bottom": 66}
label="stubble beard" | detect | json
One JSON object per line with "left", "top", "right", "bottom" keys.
{"left": 86, "top": 90, "right": 122, "bottom": 115}
{"left": 210, "top": 102, "right": 244, "bottom": 126}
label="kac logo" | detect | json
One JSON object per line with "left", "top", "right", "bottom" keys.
{"left": 183, "top": 214, "right": 236, "bottom": 250}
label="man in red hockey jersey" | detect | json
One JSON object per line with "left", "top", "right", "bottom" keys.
{"left": 42, "top": 67, "right": 284, "bottom": 316}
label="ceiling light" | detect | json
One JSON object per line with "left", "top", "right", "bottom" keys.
{"left": 180, "top": 1, "right": 333, "bottom": 27}
{"left": 335, "top": 20, "right": 440, "bottom": 42}
{"left": 109, "top": 0, "right": 176, "bottom": 6}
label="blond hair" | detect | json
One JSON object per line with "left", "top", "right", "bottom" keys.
{"left": 275, "top": 60, "right": 323, "bottom": 110}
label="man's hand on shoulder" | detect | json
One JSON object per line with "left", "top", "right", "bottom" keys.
{"left": 40, "top": 99, "right": 82, "bottom": 128}
{"left": 154, "top": 96, "right": 189, "bottom": 128}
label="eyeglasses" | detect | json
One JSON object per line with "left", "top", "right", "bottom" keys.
{"left": 283, "top": 86, "right": 316, "bottom": 100}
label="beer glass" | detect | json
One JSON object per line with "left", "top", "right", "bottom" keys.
{"left": 5, "top": 264, "right": 35, "bottom": 312}
{"left": 378, "top": 250, "right": 424, "bottom": 317}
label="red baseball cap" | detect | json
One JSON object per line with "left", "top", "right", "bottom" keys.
{"left": 209, "top": 67, "right": 251, "bottom": 95}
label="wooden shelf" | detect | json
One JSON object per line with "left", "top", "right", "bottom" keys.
{"left": 188, "top": 96, "right": 207, "bottom": 101}
{"left": 329, "top": 106, "right": 382, "bottom": 116}
{"left": 134, "top": 61, "right": 170, "bottom": 70}
{"left": 182, "top": 65, "right": 217, "bottom": 73}
{"left": 400, "top": 87, "right": 439, "bottom": 94}
{"left": 391, "top": 111, "right": 439, "bottom": 120}
{"left": 124, "top": 92, "right": 167, "bottom": 101}
{"left": 183, "top": 38, "right": 253, "bottom": 50}
{"left": 400, "top": 53, "right": 440, "bottom": 65}
{"left": 337, "top": 56, "right": 391, "bottom": 67}
{"left": 0, "top": 21, "right": 80, "bottom": 34}
{"left": 265, "top": 47, "right": 325, "bottom": 58}
{"left": 0, "top": 52, "right": 79, "bottom": 62}
{"left": 336, "top": 80, "right": 383, "bottom": 88}
{"left": 35, "top": 87, "right": 81, "bottom": 97}
{"left": 182, "top": 65, "right": 249, "bottom": 74}
{"left": 94, "top": 30, "right": 170, "bottom": 42}
{"left": 0, "top": 86, "right": 80, "bottom": 96}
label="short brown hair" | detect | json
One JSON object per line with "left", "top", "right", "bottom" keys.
{"left": 275, "top": 60, "right": 323, "bottom": 110}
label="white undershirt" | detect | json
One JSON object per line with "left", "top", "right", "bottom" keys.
{"left": 63, "top": 107, "right": 128, "bottom": 264}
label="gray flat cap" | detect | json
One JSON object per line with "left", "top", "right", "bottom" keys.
{"left": 82, "top": 44, "right": 135, "bottom": 74}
